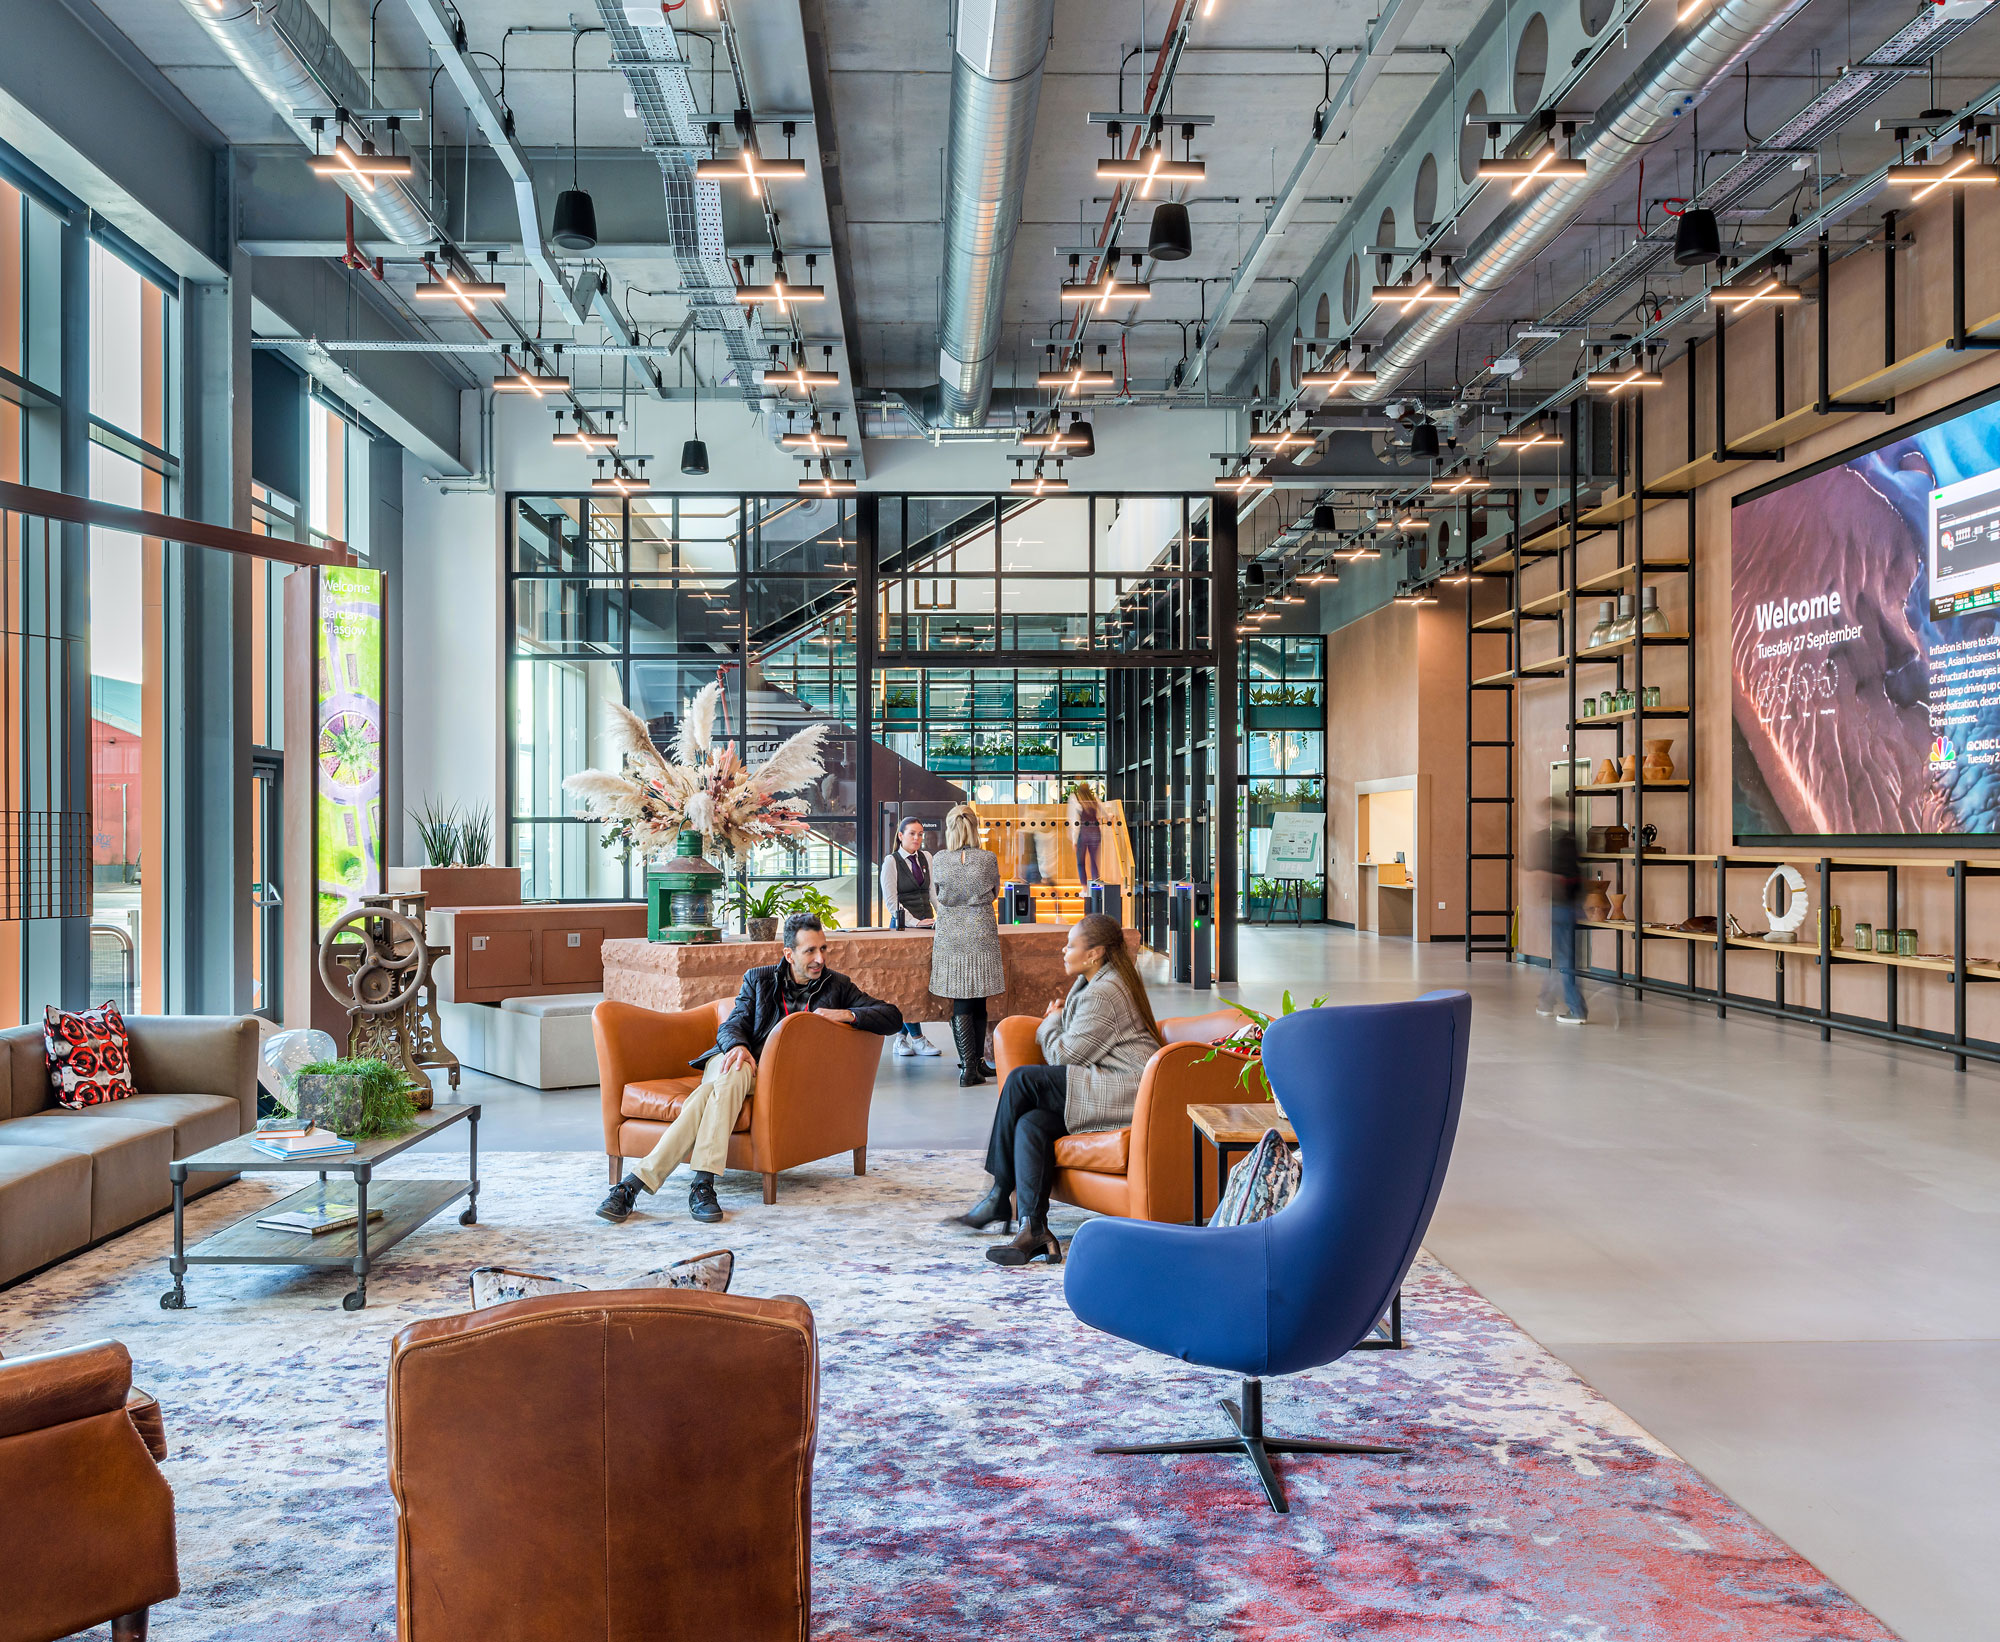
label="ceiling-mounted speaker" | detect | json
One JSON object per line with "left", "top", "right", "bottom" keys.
{"left": 1673, "top": 206, "right": 1721, "bottom": 266}
{"left": 1067, "top": 418, "right": 1096, "bottom": 459}
{"left": 552, "top": 188, "right": 599, "bottom": 251}
{"left": 1147, "top": 200, "right": 1192, "bottom": 262}
{"left": 1244, "top": 561, "right": 1267, "bottom": 586}
{"left": 1312, "top": 503, "right": 1338, "bottom": 533}
{"left": 1410, "top": 420, "right": 1440, "bottom": 460}
{"left": 680, "top": 438, "right": 709, "bottom": 477}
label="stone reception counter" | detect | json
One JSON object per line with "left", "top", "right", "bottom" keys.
{"left": 600, "top": 925, "right": 1139, "bottom": 1023}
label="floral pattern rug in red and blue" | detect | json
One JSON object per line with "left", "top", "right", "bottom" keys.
{"left": 3, "top": 1149, "right": 1894, "bottom": 1640}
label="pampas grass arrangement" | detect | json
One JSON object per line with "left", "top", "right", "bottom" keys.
{"left": 563, "top": 682, "right": 827, "bottom": 863}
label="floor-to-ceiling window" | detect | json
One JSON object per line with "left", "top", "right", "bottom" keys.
{"left": 86, "top": 237, "right": 175, "bottom": 1011}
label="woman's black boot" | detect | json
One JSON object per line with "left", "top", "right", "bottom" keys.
{"left": 952, "top": 1016, "right": 987, "bottom": 1086}
{"left": 943, "top": 1182, "right": 1013, "bottom": 1232}
{"left": 986, "top": 1219, "right": 1062, "bottom": 1266}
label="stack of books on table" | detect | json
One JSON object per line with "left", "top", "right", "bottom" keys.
{"left": 255, "top": 1196, "right": 385, "bottom": 1237}
{"left": 249, "top": 1122, "right": 356, "bottom": 1161}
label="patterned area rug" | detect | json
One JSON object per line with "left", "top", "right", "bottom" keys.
{"left": 3, "top": 1150, "right": 1893, "bottom": 1641}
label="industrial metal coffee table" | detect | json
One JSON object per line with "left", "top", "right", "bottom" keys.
{"left": 161, "top": 1103, "right": 480, "bottom": 1312}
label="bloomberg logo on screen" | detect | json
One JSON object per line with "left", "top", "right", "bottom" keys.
{"left": 1754, "top": 590, "right": 1844, "bottom": 633}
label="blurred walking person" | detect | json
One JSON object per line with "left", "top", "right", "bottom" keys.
{"left": 1537, "top": 799, "right": 1587, "bottom": 1025}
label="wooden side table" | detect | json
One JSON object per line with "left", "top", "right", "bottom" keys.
{"left": 1186, "top": 1100, "right": 1402, "bottom": 1350}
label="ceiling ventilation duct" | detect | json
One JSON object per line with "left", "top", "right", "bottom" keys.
{"left": 1364, "top": 0, "right": 1814, "bottom": 397}
{"left": 938, "top": 0, "right": 1059, "bottom": 427}
{"left": 176, "top": 0, "right": 435, "bottom": 245}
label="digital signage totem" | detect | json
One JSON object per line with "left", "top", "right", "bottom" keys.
{"left": 1731, "top": 390, "right": 2000, "bottom": 844}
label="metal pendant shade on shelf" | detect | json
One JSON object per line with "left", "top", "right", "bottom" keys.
{"left": 551, "top": 188, "right": 598, "bottom": 251}
{"left": 1673, "top": 205, "right": 1721, "bottom": 266}
{"left": 1147, "top": 200, "right": 1192, "bottom": 261}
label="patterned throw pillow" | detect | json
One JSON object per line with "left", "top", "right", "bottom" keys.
{"left": 1208, "top": 1129, "right": 1300, "bottom": 1227}
{"left": 467, "top": 1249, "right": 736, "bottom": 1311}
{"left": 44, "top": 1002, "right": 137, "bottom": 1110}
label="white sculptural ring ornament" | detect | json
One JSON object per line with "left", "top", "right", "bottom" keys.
{"left": 1761, "top": 864, "right": 1809, "bottom": 943}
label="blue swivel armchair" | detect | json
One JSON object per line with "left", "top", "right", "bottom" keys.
{"left": 1063, "top": 990, "right": 1472, "bottom": 1512}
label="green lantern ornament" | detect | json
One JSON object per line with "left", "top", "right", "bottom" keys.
{"left": 648, "top": 830, "right": 726, "bottom": 943}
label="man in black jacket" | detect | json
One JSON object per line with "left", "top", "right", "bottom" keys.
{"left": 598, "top": 913, "right": 901, "bottom": 1224}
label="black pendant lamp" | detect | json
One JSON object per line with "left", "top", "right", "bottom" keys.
{"left": 1066, "top": 413, "right": 1096, "bottom": 459}
{"left": 681, "top": 361, "right": 709, "bottom": 477}
{"left": 1148, "top": 200, "right": 1192, "bottom": 262}
{"left": 1410, "top": 418, "right": 1441, "bottom": 460}
{"left": 1673, "top": 206, "right": 1721, "bottom": 266}
{"left": 551, "top": 38, "right": 598, "bottom": 251}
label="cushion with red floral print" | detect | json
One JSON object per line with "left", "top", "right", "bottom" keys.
{"left": 44, "top": 1002, "right": 137, "bottom": 1109}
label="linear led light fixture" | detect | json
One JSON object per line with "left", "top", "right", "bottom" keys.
{"left": 553, "top": 412, "right": 618, "bottom": 450}
{"left": 734, "top": 255, "right": 827, "bottom": 313}
{"left": 1270, "top": 591, "right": 1306, "bottom": 605}
{"left": 1497, "top": 418, "right": 1560, "bottom": 449}
{"left": 1060, "top": 252, "right": 1152, "bottom": 311}
{"left": 1435, "top": 469, "right": 1491, "bottom": 493}
{"left": 1886, "top": 132, "right": 1999, "bottom": 200}
{"left": 1248, "top": 418, "right": 1314, "bottom": 454}
{"left": 1010, "top": 460, "right": 1070, "bottom": 495}
{"left": 1475, "top": 117, "right": 1587, "bottom": 196}
{"left": 492, "top": 351, "right": 571, "bottom": 395}
{"left": 1371, "top": 257, "right": 1460, "bottom": 314}
{"left": 1585, "top": 342, "right": 1665, "bottom": 393}
{"left": 1301, "top": 342, "right": 1375, "bottom": 392}
{"left": 1096, "top": 116, "right": 1206, "bottom": 198}
{"left": 1038, "top": 343, "right": 1115, "bottom": 394}
{"left": 1300, "top": 568, "right": 1339, "bottom": 584}
{"left": 1214, "top": 465, "right": 1273, "bottom": 493}
{"left": 1021, "top": 413, "right": 1093, "bottom": 455}
{"left": 780, "top": 413, "right": 846, "bottom": 454}
{"left": 760, "top": 345, "right": 839, "bottom": 394}
{"left": 591, "top": 458, "right": 647, "bottom": 496}
{"left": 1395, "top": 507, "right": 1429, "bottom": 530}
{"left": 1345, "top": 544, "right": 1382, "bottom": 559}
{"left": 694, "top": 111, "right": 808, "bottom": 197}
{"left": 307, "top": 136, "right": 414, "bottom": 190}
{"left": 799, "top": 459, "right": 858, "bottom": 496}
{"left": 1393, "top": 586, "right": 1439, "bottom": 605}
{"left": 1707, "top": 276, "right": 1802, "bottom": 307}
{"left": 414, "top": 257, "right": 505, "bottom": 309}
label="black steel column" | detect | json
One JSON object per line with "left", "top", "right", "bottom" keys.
{"left": 855, "top": 494, "right": 878, "bottom": 925}
{"left": 1214, "top": 496, "right": 1239, "bottom": 983}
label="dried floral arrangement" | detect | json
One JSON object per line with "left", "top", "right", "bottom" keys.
{"left": 563, "top": 681, "right": 827, "bottom": 862}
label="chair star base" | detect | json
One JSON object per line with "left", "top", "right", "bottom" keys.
{"left": 1094, "top": 1377, "right": 1406, "bottom": 1513}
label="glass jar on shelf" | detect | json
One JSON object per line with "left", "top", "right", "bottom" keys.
{"left": 1599, "top": 689, "right": 1617, "bottom": 716}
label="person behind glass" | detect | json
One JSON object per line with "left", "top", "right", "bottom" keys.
{"left": 929, "top": 802, "right": 1003, "bottom": 1086}
{"left": 949, "top": 912, "right": 1163, "bottom": 1266}
{"left": 1536, "top": 798, "right": 1588, "bottom": 1025}
{"left": 1068, "top": 782, "right": 1104, "bottom": 883}
{"left": 596, "top": 913, "right": 902, "bottom": 1225}
{"left": 880, "top": 815, "right": 942, "bottom": 1059}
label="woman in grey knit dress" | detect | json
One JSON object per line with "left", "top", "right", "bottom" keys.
{"left": 930, "top": 803, "right": 1004, "bottom": 1086}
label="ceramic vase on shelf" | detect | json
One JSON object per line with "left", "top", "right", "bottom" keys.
{"left": 1595, "top": 757, "right": 1621, "bottom": 786}
{"left": 1619, "top": 753, "right": 1639, "bottom": 783}
{"left": 1607, "top": 890, "right": 1627, "bottom": 922}
{"left": 1643, "top": 738, "right": 1676, "bottom": 782}
{"left": 1581, "top": 878, "right": 1612, "bottom": 923}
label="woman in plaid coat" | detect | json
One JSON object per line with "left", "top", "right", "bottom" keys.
{"left": 930, "top": 803, "right": 1006, "bottom": 1086}
{"left": 948, "top": 912, "right": 1163, "bottom": 1266}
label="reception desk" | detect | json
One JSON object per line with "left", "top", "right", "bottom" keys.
{"left": 601, "top": 925, "right": 1139, "bottom": 1022}
{"left": 1357, "top": 864, "right": 1415, "bottom": 937}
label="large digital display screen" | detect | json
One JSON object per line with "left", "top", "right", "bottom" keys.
{"left": 314, "top": 565, "right": 385, "bottom": 933}
{"left": 1731, "top": 393, "right": 2000, "bottom": 843}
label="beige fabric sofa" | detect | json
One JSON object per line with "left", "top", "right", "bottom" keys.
{"left": 0, "top": 1016, "right": 260, "bottom": 1286}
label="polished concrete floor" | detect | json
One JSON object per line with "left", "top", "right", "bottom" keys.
{"left": 460, "top": 931, "right": 1999, "bottom": 1642}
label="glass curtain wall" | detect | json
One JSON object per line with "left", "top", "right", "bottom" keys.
{"left": 508, "top": 492, "right": 1215, "bottom": 937}
{"left": 86, "top": 239, "right": 174, "bottom": 1011}
{"left": 1240, "top": 635, "right": 1326, "bottom": 920}
{"left": 507, "top": 493, "right": 860, "bottom": 920}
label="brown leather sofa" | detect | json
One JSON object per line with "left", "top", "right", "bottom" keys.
{"left": 0, "top": 1016, "right": 261, "bottom": 1286}
{"left": 593, "top": 998, "right": 880, "bottom": 1203}
{"left": 994, "top": 1007, "right": 1264, "bottom": 1225}
{"left": 389, "top": 1290, "right": 817, "bottom": 1641}
{"left": 0, "top": 1340, "right": 178, "bottom": 1642}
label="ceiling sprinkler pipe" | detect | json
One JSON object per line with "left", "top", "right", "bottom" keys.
{"left": 1362, "top": 0, "right": 1815, "bottom": 398}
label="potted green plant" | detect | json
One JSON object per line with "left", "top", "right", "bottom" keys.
{"left": 1197, "top": 991, "right": 1328, "bottom": 1117}
{"left": 289, "top": 1056, "right": 421, "bottom": 1139}
{"left": 1246, "top": 682, "right": 1324, "bottom": 730}
{"left": 928, "top": 732, "right": 974, "bottom": 772}
{"left": 1059, "top": 681, "right": 1098, "bottom": 718}
{"left": 1017, "top": 733, "right": 1059, "bottom": 772}
{"left": 974, "top": 734, "right": 1015, "bottom": 771}
{"left": 883, "top": 684, "right": 921, "bottom": 718}
{"left": 722, "top": 880, "right": 846, "bottom": 942}
{"left": 389, "top": 796, "right": 525, "bottom": 908}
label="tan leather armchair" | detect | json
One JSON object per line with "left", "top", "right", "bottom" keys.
{"left": 389, "top": 1289, "right": 817, "bottom": 1642}
{"left": 0, "top": 1340, "right": 178, "bottom": 1642}
{"left": 593, "top": 999, "right": 881, "bottom": 1203}
{"left": 994, "top": 1008, "right": 1263, "bottom": 1225}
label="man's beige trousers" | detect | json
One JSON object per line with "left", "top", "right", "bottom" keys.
{"left": 633, "top": 1054, "right": 757, "bottom": 1190}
